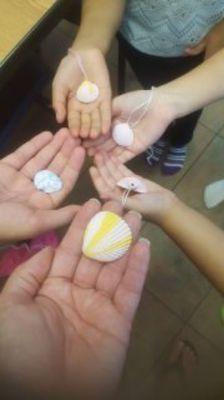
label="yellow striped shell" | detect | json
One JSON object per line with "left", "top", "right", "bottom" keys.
{"left": 82, "top": 211, "right": 132, "bottom": 262}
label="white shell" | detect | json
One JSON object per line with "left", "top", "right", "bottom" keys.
{"left": 82, "top": 211, "right": 132, "bottom": 262}
{"left": 117, "top": 177, "right": 147, "bottom": 194}
{"left": 112, "top": 123, "right": 134, "bottom": 147}
{"left": 204, "top": 179, "right": 224, "bottom": 209}
{"left": 34, "top": 170, "right": 63, "bottom": 194}
{"left": 76, "top": 80, "right": 99, "bottom": 103}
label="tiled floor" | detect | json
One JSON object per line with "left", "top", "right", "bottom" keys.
{"left": 1, "top": 20, "right": 224, "bottom": 400}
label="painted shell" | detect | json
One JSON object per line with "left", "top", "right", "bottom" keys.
{"left": 112, "top": 123, "right": 134, "bottom": 147}
{"left": 34, "top": 170, "right": 63, "bottom": 194}
{"left": 82, "top": 211, "right": 132, "bottom": 262}
{"left": 76, "top": 80, "right": 99, "bottom": 103}
{"left": 117, "top": 177, "right": 147, "bottom": 194}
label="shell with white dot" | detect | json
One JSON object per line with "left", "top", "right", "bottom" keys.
{"left": 82, "top": 211, "right": 132, "bottom": 262}
{"left": 117, "top": 177, "right": 147, "bottom": 193}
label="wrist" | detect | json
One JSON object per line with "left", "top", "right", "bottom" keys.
{"left": 154, "top": 82, "right": 192, "bottom": 121}
{"left": 72, "top": 32, "right": 109, "bottom": 55}
{"left": 151, "top": 86, "right": 178, "bottom": 125}
{"left": 159, "top": 196, "right": 187, "bottom": 231}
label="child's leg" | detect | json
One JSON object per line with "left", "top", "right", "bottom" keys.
{"left": 162, "top": 110, "right": 202, "bottom": 175}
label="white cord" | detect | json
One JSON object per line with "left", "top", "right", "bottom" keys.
{"left": 68, "top": 48, "right": 89, "bottom": 80}
{"left": 121, "top": 188, "right": 131, "bottom": 207}
{"left": 127, "top": 87, "right": 154, "bottom": 128}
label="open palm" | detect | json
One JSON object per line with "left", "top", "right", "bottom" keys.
{"left": 0, "top": 128, "right": 85, "bottom": 241}
{"left": 84, "top": 89, "right": 173, "bottom": 163}
{"left": 53, "top": 49, "right": 111, "bottom": 139}
{"left": 0, "top": 199, "right": 150, "bottom": 399}
{"left": 90, "top": 153, "right": 176, "bottom": 224}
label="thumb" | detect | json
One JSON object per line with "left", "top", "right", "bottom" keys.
{"left": 33, "top": 205, "right": 80, "bottom": 235}
{"left": 2, "top": 247, "right": 54, "bottom": 300}
{"left": 52, "top": 81, "right": 67, "bottom": 123}
{"left": 112, "top": 95, "right": 124, "bottom": 119}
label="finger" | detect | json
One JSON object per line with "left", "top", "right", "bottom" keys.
{"left": 114, "top": 238, "right": 150, "bottom": 321}
{"left": 52, "top": 81, "right": 67, "bottom": 123}
{"left": 2, "top": 247, "right": 54, "bottom": 301}
{"left": 80, "top": 112, "right": 91, "bottom": 138}
{"left": 94, "top": 153, "right": 116, "bottom": 190}
{"left": 90, "top": 108, "right": 101, "bottom": 139}
{"left": 50, "top": 146, "right": 85, "bottom": 206}
{"left": 68, "top": 101, "right": 81, "bottom": 137}
{"left": 47, "top": 136, "right": 77, "bottom": 175}
{"left": 89, "top": 166, "right": 113, "bottom": 200}
{"left": 32, "top": 205, "right": 80, "bottom": 235}
{"left": 112, "top": 95, "right": 123, "bottom": 119}
{"left": 100, "top": 101, "right": 111, "bottom": 134}
{"left": 74, "top": 200, "right": 123, "bottom": 288}
{"left": 106, "top": 155, "right": 131, "bottom": 181}
{"left": 95, "top": 210, "right": 142, "bottom": 297}
{"left": 112, "top": 147, "right": 133, "bottom": 163}
{"left": 185, "top": 40, "right": 206, "bottom": 56}
{"left": 49, "top": 198, "right": 101, "bottom": 279}
{"left": 2, "top": 131, "right": 53, "bottom": 169}
{"left": 21, "top": 128, "right": 68, "bottom": 179}
{"left": 83, "top": 134, "right": 107, "bottom": 149}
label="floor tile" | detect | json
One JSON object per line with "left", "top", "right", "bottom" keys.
{"left": 175, "top": 136, "right": 224, "bottom": 228}
{"left": 190, "top": 289, "right": 224, "bottom": 352}
{"left": 41, "top": 23, "right": 73, "bottom": 72}
{"left": 119, "top": 290, "right": 183, "bottom": 398}
{"left": 141, "top": 223, "right": 210, "bottom": 320}
{"left": 200, "top": 99, "right": 224, "bottom": 133}
{"left": 218, "top": 125, "right": 224, "bottom": 138}
{"left": 137, "top": 325, "right": 224, "bottom": 400}
{"left": 127, "top": 123, "right": 214, "bottom": 191}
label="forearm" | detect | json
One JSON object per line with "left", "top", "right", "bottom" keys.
{"left": 73, "top": 0, "right": 126, "bottom": 54}
{"left": 156, "top": 48, "right": 224, "bottom": 120}
{"left": 160, "top": 199, "right": 224, "bottom": 293}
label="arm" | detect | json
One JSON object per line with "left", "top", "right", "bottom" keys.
{"left": 73, "top": 0, "right": 126, "bottom": 54}
{"left": 160, "top": 199, "right": 224, "bottom": 293}
{"left": 158, "top": 47, "right": 224, "bottom": 120}
{"left": 90, "top": 155, "right": 224, "bottom": 293}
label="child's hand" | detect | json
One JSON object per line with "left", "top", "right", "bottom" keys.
{"left": 0, "top": 128, "right": 85, "bottom": 241}
{"left": 52, "top": 48, "right": 111, "bottom": 139}
{"left": 84, "top": 89, "right": 173, "bottom": 163}
{"left": 90, "top": 153, "right": 177, "bottom": 225}
{"left": 185, "top": 18, "right": 224, "bottom": 59}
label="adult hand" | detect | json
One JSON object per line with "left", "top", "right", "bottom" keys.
{"left": 84, "top": 89, "right": 173, "bottom": 163}
{"left": 185, "top": 18, "right": 224, "bottom": 59}
{"left": 0, "top": 199, "right": 150, "bottom": 399}
{"left": 0, "top": 128, "right": 85, "bottom": 241}
{"left": 90, "top": 153, "right": 177, "bottom": 225}
{"left": 52, "top": 48, "right": 111, "bottom": 139}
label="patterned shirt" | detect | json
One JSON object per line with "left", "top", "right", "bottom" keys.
{"left": 120, "top": 0, "right": 224, "bottom": 57}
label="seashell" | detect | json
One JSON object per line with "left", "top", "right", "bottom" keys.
{"left": 117, "top": 176, "right": 147, "bottom": 194}
{"left": 34, "top": 170, "right": 63, "bottom": 194}
{"left": 82, "top": 211, "right": 132, "bottom": 262}
{"left": 204, "top": 179, "right": 224, "bottom": 209}
{"left": 76, "top": 80, "right": 99, "bottom": 103}
{"left": 112, "top": 123, "right": 134, "bottom": 147}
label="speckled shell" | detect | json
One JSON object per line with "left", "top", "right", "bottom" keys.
{"left": 112, "top": 123, "right": 134, "bottom": 147}
{"left": 34, "top": 170, "right": 63, "bottom": 194}
{"left": 117, "top": 177, "right": 147, "bottom": 194}
{"left": 76, "top": 80, "right": 99, "bottom": 103}
{"left": 82, "top": 211, "right": 132, "bottom": 262}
